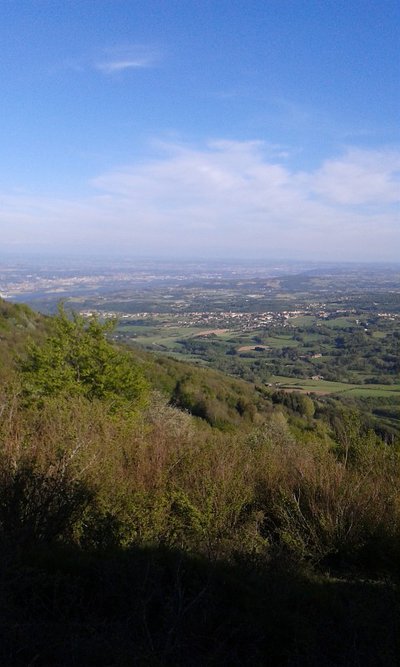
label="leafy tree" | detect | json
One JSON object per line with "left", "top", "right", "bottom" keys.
{"left": 19, "top": 306, "right": 148, "bottom": 408}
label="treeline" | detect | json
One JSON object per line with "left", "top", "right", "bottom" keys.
{"left": 0, "top": 302, "right": 399, "bottom": 664}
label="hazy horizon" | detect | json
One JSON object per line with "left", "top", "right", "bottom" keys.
{"left": 1, "top": 253, "right": 399, "bottom": 271}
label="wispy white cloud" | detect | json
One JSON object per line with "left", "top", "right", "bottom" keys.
{"left": 1, "top": 142, "right": 399, "bottom": 259}
{"left": 94, "top": 45, "right": 159, "bottom": 74}
{"left": 57, "top": 45, "right": 160, "bottom": 76}
{"left": 96, "top": 59, "right": 153, "bottom": 73}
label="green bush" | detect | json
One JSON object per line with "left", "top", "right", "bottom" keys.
{"left": 19, "top": 305, "right": 148, "bottom": 410}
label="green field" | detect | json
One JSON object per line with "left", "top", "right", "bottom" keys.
{"left": 120, "top": 325, "right": 203, "bottom": 347}
{"left": 269, "top": 375, "right": 400, "bottom": 397}
{"left": 322, "top": 316, "right": 358, "bottom": 329}
{"left": 262, "top": 335, "right": 300, "bottom": 348}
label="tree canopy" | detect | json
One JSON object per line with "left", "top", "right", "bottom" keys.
{"left": 19, "top": 306, "right": 148, "bottom": 409}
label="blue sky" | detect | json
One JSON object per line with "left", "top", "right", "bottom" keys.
{"left": 1, "top": 0, "right": 399, "bottom": 260}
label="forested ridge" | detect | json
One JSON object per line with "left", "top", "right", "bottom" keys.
{"left": 0, "top": 299, "right": 399, "bottom": 665}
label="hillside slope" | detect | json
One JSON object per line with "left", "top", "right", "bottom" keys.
{"left": 0, "top": 298, "right": 47, "bottom": 372}
{"left": 0, "top": 299, "right": 276, "bottom": 429}
{"left": 0, "top": 301, "right": 399, "bottom": 665}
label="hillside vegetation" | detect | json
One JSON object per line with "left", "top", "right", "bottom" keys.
{"left": 0, "top": 298, "right": 47, "bottom": 372}
{"left": 0, "top": 300, "right": 399, "bottom": 665}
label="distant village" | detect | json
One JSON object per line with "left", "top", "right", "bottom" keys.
{"left": 78, "top": 307, "right": 399, "bottom": 333}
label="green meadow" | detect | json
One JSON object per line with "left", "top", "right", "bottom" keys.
{"left": 269, "top": 375, "right": 400, "bottom": 397}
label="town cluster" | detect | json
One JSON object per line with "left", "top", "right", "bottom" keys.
{"left": 79, "top": 306, "right": 383, "bottom": 333}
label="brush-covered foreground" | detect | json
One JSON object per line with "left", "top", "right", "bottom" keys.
{"left": 0, "top": 302, "right": 399, "bottom": 665}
